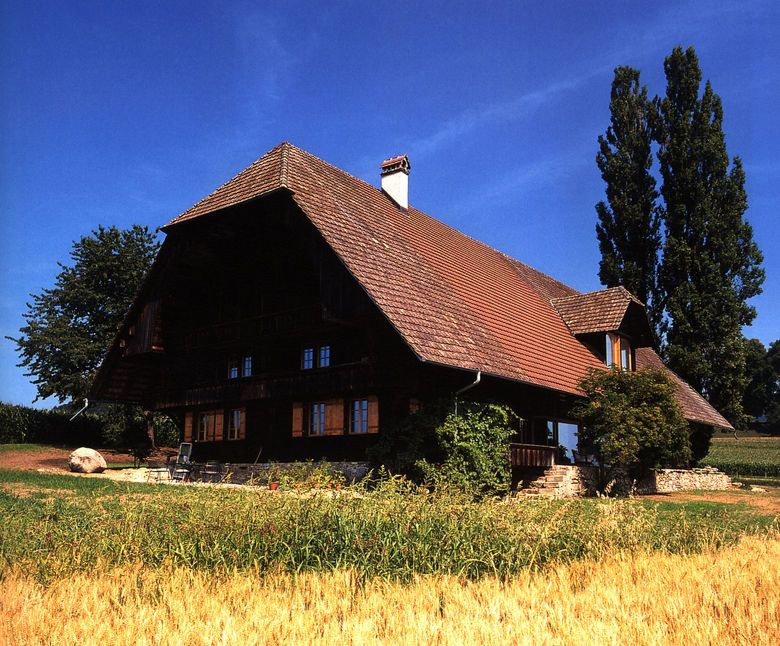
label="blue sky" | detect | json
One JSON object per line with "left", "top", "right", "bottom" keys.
{"left": 1, "top": 0, "right": 778, "bottom": 408}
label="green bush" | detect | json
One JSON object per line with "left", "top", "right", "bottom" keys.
{"left": 368, "top": 400, "right": 515, "bottom": 497}
{"left": 152, "top": 413, "right": 181, "bottom": 448}
{"left": 570, "top": 367, "right": 692, "bottom": 483}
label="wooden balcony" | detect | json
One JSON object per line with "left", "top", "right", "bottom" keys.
{"left": 510, "top": 443, "right": 556, "bottom": 468}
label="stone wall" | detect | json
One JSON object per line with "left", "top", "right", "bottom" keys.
{"left": 221, "top": 461, "right": 370, "bottom": 485}
{"left": 528, "top": 465, "right": 732, "bottom": 498}
{"left": 578, "top": 465, "right": 731, "bottom": 495}
{"left": 648, "top": 466, "right": 732, "bottom": 493}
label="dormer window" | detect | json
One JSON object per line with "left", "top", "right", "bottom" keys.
{"left": 606, "top": 333, "right": 632, "bottom": 370}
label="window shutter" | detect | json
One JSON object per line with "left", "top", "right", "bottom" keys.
{"left": 183, "top": 411, "right": 193, "bottom": 442}
{"left": 239, "top": 408, "right": 247, "bottom": 440}
{"left": 367, "top": 396, "right": 379, "bottom": 434}
{"left": 214, "top": 410, "right": 224, "bottom": 441}
{"left": 324, "top": 399, "right": 344, "bottom": 435}
{"left": 292, "top": 402, "right": 303, "bottom": 437}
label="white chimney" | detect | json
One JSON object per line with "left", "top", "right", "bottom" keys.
{"left": 380, "top": 154, "right": 410, "bottom": 210}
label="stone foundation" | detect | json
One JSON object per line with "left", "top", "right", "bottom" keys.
{"left": 220, "top": 461, "right": 370, "bottom": 485}
{"left": 520, "top": 465, "right": 731, "bottom": 498}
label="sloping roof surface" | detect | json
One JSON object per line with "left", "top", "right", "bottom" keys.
{"left": 166, "top": 142, "right": 599, "bottom": 394}
{"left": 635, "top": 348, "right": 731, "bottom": 428}
{"left": 162, "top": 142, "right": 731, "bottom": 428}
{"left": 552, "top": 287, "right": 644, "bottom": 335}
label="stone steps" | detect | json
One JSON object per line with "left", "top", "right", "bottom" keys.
{"left": 518, "top": 465, "right": 583, "bottom": 499}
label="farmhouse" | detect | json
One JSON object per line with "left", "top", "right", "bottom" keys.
{"left": 90, "top": 142, "right": 730, "bottom": 468}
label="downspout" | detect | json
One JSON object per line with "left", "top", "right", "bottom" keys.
{"left": 454, "top": 371, "right": 481, "bottom": 418}
{"left": 69, "top": 398, "right": 89, "bottom": 421}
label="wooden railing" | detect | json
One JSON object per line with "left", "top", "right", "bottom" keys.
{"left": 509, "top": 443, "right": 556, "bottom": 468}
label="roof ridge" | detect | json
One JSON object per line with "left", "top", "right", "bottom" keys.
{"left": 551, "top": 285, "right": 642, "bottom": 304}
{"left": 279, "top": 141, "right": 290, "bottom": 188}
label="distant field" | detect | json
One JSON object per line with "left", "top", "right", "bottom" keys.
{"left": 702, "top": 437, "right": 780, "bottom": 478}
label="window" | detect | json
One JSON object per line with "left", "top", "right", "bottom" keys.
{"left": 243, "top": 355, "right": 253, "bottom": 377}
{"left": 606, "top": 333, "right": 632, "bottom": 370}
{"left": 197, "top": 412, "right": 213, "bottom": 442}
{"left": 318, "top": 345, "right": 330, "bottom": 367}
{"left": 227, "top": 409, "right": 244, "bottom": 440}
{"left": 350, "top": 399, "right": 369, "bottom": 434}
{"left": 302, "top": 345, "right": 331, "bottom": 369}
{"left": 228, "top": 358, "right": 240, "bottom": 379}
{"left": 309, "top": 403, "right": 326, "bottom": 436}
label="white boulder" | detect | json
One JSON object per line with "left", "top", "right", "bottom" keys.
{"left": 68, "top": 447, "right": 107, "bottom": 474}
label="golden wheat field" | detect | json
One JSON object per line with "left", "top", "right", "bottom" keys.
{"left": 2, "top": 534, "right": 778, "bottom": 646}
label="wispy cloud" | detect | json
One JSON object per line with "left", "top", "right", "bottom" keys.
{"left": 407, "top": 72, "right": 604, "bottom": 159}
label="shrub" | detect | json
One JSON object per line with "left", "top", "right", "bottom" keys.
{"left": 570, "top": 367, "right": 692, "bottom": 483}
{"left": 369, "top": 400, "right": 515, "bottom": 497}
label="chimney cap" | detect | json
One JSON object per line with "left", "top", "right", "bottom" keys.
{"left": 380, "top": 154, "right": 410, "bottom": 176}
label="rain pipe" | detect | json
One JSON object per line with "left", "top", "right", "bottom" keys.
{"left": 69, "top": 398, "right": 89, "bottom": 421}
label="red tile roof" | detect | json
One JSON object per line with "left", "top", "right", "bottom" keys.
{"left": 635, "top": 348, "right": 732, "bottom": 428}
{"left": 552, "top": 287, "right": 645, "bottom": 335}
{"left": 163, "top": 142, "right": 731, "bottom": 427}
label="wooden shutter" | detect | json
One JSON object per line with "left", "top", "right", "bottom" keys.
{"left": 324, "top": 399, "right": 345, "bottom": 436}
{"left": 213, "top": 409, "right": 224, "bottom": 442}
{"left": 183, "top": 411, "right": 193, "bottom": 442}
{"left": 292, "top": 402, "right": 303, "bottom": 437}
{"left": 367, "top": 396, "right": 379, "bottom": 434}
{"left": 239, "top": 408, "right": 247, "bottom": 440}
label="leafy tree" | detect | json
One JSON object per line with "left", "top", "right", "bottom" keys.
{"left": 570, "top": 367, "right": 692, "bottom": 482}
{"left": 656, "top": 46, "right": 764, "bottom": 428}
{"left": 595, "top": 66, "right": 662, "bottom": 334}
{"left": 743, "top": 339, "right": 780, "bottom": 428}
{"left": 8, "top": 224, "right": 160, "bottom": 403}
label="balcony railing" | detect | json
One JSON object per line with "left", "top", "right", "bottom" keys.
{"left": 509, "top": 443, "right": 556, "bottom": 468}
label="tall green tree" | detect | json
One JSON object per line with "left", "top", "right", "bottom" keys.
{"left": 743, "top": 339, "right": 780, "bottom": 427}
{"left": 595, "top": 66, "right": 662, "bottom": 334}
{"left": 8, "top": 225, "right": 160, "bottom": 403}
{"left": 656, "top": 46, "right": 764, "bottom": 428}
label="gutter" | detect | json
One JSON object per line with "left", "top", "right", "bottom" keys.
{"left": 69, "top": 399, "right": 89, "bottom": 421}
{"left": 454, "top": 370, "right": 481, "bottom": 418}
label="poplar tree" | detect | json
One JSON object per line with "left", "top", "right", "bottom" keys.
{"left": 656, "top": 46, "right": 764, "bottom": 427}
{"left": 595, "top": 66, "right": 662, "bottom": 334}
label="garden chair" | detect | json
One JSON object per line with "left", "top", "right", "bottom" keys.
{"left": 168, "top": 442, "right": 193, "bottom": 482}
{"left": 201, "top": 460, "right": 223, "bottom": 483}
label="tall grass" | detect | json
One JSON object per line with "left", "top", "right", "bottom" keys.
{"left": 2, "top": 534, "right": 778, "bottom": 645}
{"left": 2, "top": 470, "right": 772, "bottom": 583}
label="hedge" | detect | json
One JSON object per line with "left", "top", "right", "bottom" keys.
{"left": 1, "top": 402, "right": 105, "bottom": 446}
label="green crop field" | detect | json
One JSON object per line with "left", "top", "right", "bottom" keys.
{"left": 702, "top": 436, "right": 780, "bottom": 479}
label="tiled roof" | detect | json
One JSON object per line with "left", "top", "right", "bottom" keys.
{"left": 162, "top": 142, "right": 731, "bottom": 427}
{"left": 552, "top": 287, "right": 644, "bottom": 335}
{"left": 635, "top": 348, "right": 732, "bottom": 429}
{"left": 165, "top": 142, "right": 601, "bottom": 394}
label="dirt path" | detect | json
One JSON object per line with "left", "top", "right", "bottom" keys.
{"left": 0, "top": 445, "right": 177, "bottom": 482}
